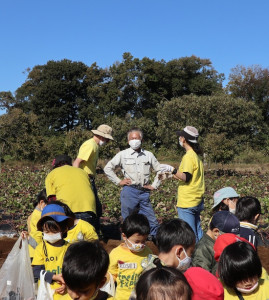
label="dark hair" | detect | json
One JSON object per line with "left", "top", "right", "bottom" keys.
{"left": 121, "top": 214, "right": 150, "bottom": 238}
{"left": 209, "top": 219, "right": 216, "bottom": 231}
{"left": 218, "top": 241, "right": 262, "bottom": 288}
{"left": 212, "top": 201, "right": 229, "bottom": 214}
{"left": 33, "top": 189, "right": 48, "bottom": 208}
{"left": 48, "top": 200, "right": 76, "bottom": 219}
{"left": 156, "top": 219, "right": 195, "bottom": 253}
{"left": 136, "top": 265, "right": 192, "bottom": 300}
{"left": 186, "top": 140, "right": 203, "bottom": 156}
{"left": 236, "top": 196, "right": 261, "bottom": 223}
{"left": 42, "top": 218, "right": 69, "bottom": 238}
{"left": 52, "top": 155, "right": 72, "bottom": 169}
{"left": 62, "top": 241, "right": 109, "bottom": 290}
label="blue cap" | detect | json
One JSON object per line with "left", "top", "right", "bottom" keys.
{"left": 211, "top": 211, "right": 240, "bottom": 234}
{"left": 37, "top": 204, "right": 73, "bottom": 231}
{"left": 212, "top": 187, "right": 239, "bottom": 209}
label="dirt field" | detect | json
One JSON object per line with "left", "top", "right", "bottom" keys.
{"left": 0, "top": 237, "right": 268, "bottom": 274}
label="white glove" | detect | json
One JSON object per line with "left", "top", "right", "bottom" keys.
{"left": 159, "top": 164, "right": 174, "bottom": 173}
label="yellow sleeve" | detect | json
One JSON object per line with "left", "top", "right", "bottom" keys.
{"left": 80, "top": 220, "right": 98, "bottom": 241}
{"left": 180, "top": 153, "right": 195, "bottom": 174}
{"left": 108, "top": 248, "right": 119, "bottom": 281}
{"left": 32, "top": 243, "right": 44, "bottom": 266}
{"left": 84, "top": 226, "right": 98, "bottom": 241}
{"left": 45, "top": 172, "right": 56, "bottom": 197}
{"left": 78, "top": 141, "right": 93, "bottom": 161}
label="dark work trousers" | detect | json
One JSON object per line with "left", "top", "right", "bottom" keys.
{"left": 89, "top": 177, "right": 102, "bottom": 235}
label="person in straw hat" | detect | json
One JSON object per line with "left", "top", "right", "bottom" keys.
{"left": 73, "top": 124, "right": 114, "bottom": 233}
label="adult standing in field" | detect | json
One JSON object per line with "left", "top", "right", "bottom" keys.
{"left": 73, "top": 124, "right": 114, "bottom": 231}
{"left": 104, "top": 128, "right": 163, "bottom": 238}
{"left": 173, "top": 126, "right": 205, "bottom": 242}
{"left": 45, "top": 155, "right": 97, "bottom": 227}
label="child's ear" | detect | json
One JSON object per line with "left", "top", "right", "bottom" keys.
{"left": 99, "top": 276, "right": 107, "bottom": 289}
{"left": 254, "top": 214, "right": 260, "bottom": 223}
{"left": 122, "top": 233, "right": 127, "bottom": 241}
{"left": 212, "top": 228, "right": 220, "bottom": 239}
{"left": 174, "top": 245, "right": 183, "bottom": 257}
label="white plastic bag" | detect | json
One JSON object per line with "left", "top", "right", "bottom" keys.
{"left": 100, "top": 272, "right": 115, "bottom": 297}
{"left": 36, "top": 270, "right": 54, "bottom": 300}
{"left": 0, "top": 236, "right": 35, "bottom": 299}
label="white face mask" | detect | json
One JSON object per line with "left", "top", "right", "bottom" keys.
{"left": 129, "top": 139, "right": 141, "bottom": 150}
{"left": 99, "top": 140, "right": 106, "bottom": 146}
{"left": 179, "top": 138, "right": 183, "bottom": 147}
{"left": 236, "top": 281, "right": 259, "bottom": 294}
{"left": 175, "top": 248, "right": 192, "bottom": 272}
{"left": 125, "top": 239, "right": 145, "bottom": 252}
{"left": 43, "top": 232, "right": 62, "bottom": 244}
{"left": 229, "top": 207, "right": 236, "bottom": 214}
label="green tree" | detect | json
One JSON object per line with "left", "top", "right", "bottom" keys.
{"left": 0, "top": 108, "right": 44, "bottom": 161}
{"left": 156, "top": 94, "right": 265, "bottom": 163}
{"left": 15, "top": 59, "right": 88, "bottom": 132}
{"left": 227, "top": 65, "right": 269, "bottom": 123}
{"left": 0, "top": 91, "right": 16, "bottom": 112}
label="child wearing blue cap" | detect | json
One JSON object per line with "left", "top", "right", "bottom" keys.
{"left": 212, "top": 187, "right": 239, "bottom": 214}
{"left": 32, "top": 203, "right": 74, "bottom": 300}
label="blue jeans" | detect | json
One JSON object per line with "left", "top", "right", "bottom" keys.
{"left": 177, "top": 201, "right": 204, "bottom": 242}
{"left": 120, "top": 186, "right": 159, "bottom": 237}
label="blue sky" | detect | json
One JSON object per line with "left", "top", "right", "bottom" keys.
{"left": 1, "top": 0, "right": 269, "bottom": 114}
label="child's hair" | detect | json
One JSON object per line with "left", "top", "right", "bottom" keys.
{"left": 121, "top": 213, "right": 150, "bottom": 238}
{"left": 212, "top": 202, "right": 229, "bottom": 214}
{"left": 33, "top": 189, "right": 48, "bottom": 208}
{"left": 48, "top": 200, "right": 76, "bottom": 219}
{"left": 236, "top": 196, "right": 261, "bottom": 223}
{"left": 156, "top": 219, "right": 195, "bottom": 253}
{"left": 218, "top": 241, "right": 262, "bottom": 288}
{"left": 62, "top": 241, "right": 109, "bottom": 291}
{"left": 136, "top": 265, "right": 192, "bottom": 300}
{"left": 37, "top": 203, "right": 74, "bottom": 237}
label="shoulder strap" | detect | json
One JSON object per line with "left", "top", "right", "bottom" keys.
{"left": 234, "top": 289, "right": 244, "bottom": 300}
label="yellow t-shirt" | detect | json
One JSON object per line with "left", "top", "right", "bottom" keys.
{"left": 32, "top": 241, "right": 70, "bottom": 300}
{"left": 177, "top": 149, "right": 205, "bottom": 208}
{"left": 223, "top": 278, "right": 269, "bottom": 299}
{"left": 28, "top": 207, "right": 42, "bottom": 258}
{"left": 108, "top": 244, "right": 152, "bottom": 300}
{"left": 65, "top": 219, "right": 98, "bottom": 243}
{"left": 45, "top": 165, "right": 96, "bottom": 214}
{"left": 77, "top": 138, "right": 99, "bottom": 176}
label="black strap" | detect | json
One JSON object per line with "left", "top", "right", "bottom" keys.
{"left": 234, "top": 289, "right": 244, "bottom": 300}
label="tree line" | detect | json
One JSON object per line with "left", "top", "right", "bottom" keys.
{"left": 0, "top": 53, "right": 268, "bottom": 163}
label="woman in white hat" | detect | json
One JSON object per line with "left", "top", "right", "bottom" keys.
{"left": 173, "top": 126, "right": 205, "bottom": 242}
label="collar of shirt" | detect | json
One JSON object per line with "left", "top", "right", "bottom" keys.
{"left": 240, "top": 222, "right": 258, "bottom": 231}
{"left": 128, "top": 147, "right": 146, "bottom": 156}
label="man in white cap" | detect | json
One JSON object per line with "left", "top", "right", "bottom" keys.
{"left": 73, "top": 124, "right": 114, "bottom": 232}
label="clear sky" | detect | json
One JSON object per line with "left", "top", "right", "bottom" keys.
{"left": 1, "top": 0, "right": 269, "bottom": 114}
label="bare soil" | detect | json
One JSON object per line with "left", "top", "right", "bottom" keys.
{"left": 0, "top": 237, "right": 268, "bottom": 274}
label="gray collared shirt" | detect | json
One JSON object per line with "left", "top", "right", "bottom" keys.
{"left": 104, "top": 148, "right": 162, "bottom": 189}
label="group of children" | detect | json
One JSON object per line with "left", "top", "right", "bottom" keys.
{"left": 20, "top": 182, "right": 269, "bottom": 300}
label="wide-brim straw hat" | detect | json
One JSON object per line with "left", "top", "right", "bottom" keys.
{"left": 91, "top": 124, "right": 114, "bottom": 140}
